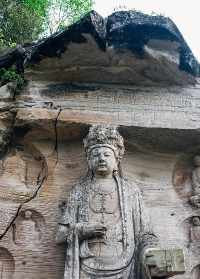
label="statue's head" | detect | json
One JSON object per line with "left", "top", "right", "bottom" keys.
{"left": 194, "top": 155, "right": 200, "bottom": 167}
{"left": 83, "top": 125, "right": 125, "bottom": 177}
{"left": 24, "top": 210, "right": 32, "bottom": 219}
{"left": 192, "top": 216, "right": 200, "bottom": 226}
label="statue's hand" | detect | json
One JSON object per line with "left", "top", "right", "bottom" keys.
{"left": 77, "top": 223, "right": 107, "bottom": 240}
{"left": 143, "top": 248, "right": 185, "bottom": 278}
{"left": 144, "top": 248, "right": 167, "bottom": 277}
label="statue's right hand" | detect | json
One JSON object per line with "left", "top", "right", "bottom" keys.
{"left": 77, "top": 223, "right": 107, "bottom": 240}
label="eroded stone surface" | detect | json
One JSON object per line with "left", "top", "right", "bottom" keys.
{"left": 0, "top": 11, "right": 199, "bottom": 85}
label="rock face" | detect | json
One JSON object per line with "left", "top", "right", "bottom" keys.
{"left": 0, "top": 10, "right": 199, "bottom": 279}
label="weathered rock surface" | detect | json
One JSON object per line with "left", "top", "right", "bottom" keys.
{"left": 1, "top": 11, "right": 199, "bottom": 85}
{"left": 0, "top": 10, "right": 199, "bottom": 279}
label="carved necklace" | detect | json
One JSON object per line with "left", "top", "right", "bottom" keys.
{"left": 89, "top": 182, "right": 119, "bottom": 218}
{"left": 90, "top": 182, "right": 116, "bottom": 195}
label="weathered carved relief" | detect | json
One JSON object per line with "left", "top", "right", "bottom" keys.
{"left": 192, "top": 265, "right": 200, "bottom": 279}
{"left": 174, "top": 153, "right": 200, "bottom": 208}
{"left": 190, "top": 156, "right": 200, "bottom": 208}
{"left": 13, "top": 209, "right": 44, "bottom": 248}
{"left": 0, "top": 144, "right": 47, "bottom": 202}
{"left": 0, "top": 248, "right": 14, "bottom": 279}
{"left": 182, "top": 215, "right": 200, "bottom": 246}
{"left": 57, "top": 125, "right": 185, "bottom": 279}
{"left": 172, "top": 153, "right": 200, "bottom": 205}
{"left": 190, "top": 216, "right": 200, "bottom": 243}
{"left": 173, "top": 157, "right": 191, "bottom": 192}
{"left": 0, "top": 151, "right": 27, "bottom": 189}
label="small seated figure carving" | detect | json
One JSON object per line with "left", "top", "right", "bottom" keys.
{"left": 190, "top": 216, "right": 200, "bottom": 242}
{"left": 190, "top": 156, "right": 200, "bottom": 208}
{"left": 0, "top": 151, "right": 27, "bottom": 190}
{"left": 0, "top": 248, "right": 14, "bottom": 279}
{"left": 14, "top": 210, "right": 41, "bottom": 247}
{"left": 192, "top": 265, "right": 200, "bottom": 279}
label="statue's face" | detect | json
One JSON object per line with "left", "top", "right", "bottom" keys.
{"left": 193, "top": 216, "right": 200, "bottom": 226}
{"left": 88, "top": 146, "right": 118, "bottom": 176}
{"left": 24, "top": 210, "right": 32, "bottom": 219}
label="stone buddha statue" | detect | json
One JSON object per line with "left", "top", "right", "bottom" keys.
{"left": 56, "top": 125, "right": 185, "bottom": 279}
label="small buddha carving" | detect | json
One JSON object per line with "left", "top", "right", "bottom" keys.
{"left": 190, "top": 156, "right": 200, "bottom": 208}
{"left": 190, "top": 216, "right": 200, "bottom": 242}
{"left": 14, "top": 210, "right": 41, "bottom": 247}
{"left": 0, "top": 248, "right": 14, "bottom": 279}
{"left": 0, "top": 151, "right": 27, "bottom": 190}
{"left": 192, "top": 265, "right": 200, "bottom": 279}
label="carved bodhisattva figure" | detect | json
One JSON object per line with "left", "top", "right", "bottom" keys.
{"left": 56, "top": 125, "right": 185, "bottom": 279}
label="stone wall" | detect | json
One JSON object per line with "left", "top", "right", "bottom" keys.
{"left": 0, "top": 79, "right": 199, "bottom": 278}
{"left": 0, "top": 10, "right": 200, "bottom": 279}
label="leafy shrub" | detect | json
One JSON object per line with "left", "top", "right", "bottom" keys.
{"left": 0, "top": 68, "right": 24, "bottom": 88}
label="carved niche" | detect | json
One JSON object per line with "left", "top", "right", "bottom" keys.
{"left": 173, "top": 153, "right": 200, "bottom": 207}
{"left": 13, "top": 209, "right": 45, "bottom": 248}
{"left": 181, "top": 214, "right": 200, "bottom": 249}
{"left": 0, "top": 143, "right": 47, "bottom": 202}
{"left": 192, "top": 265, "right": 200, "bottom": 279}
{"left": 0, "top": 247, "right": 15, "bottom": 279}
{"left": 190, "top": 155, "right": 200, "bottom": 208}
{"left": 190, "top": 216, "right": 200, "bottom": 243}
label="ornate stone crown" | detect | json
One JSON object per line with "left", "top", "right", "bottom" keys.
{"left": 83, "top": 125, "right": 125, "bottom": 160}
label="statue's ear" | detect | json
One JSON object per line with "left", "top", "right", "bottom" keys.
{"left": 113, "top": 161, "right": 120, "bottom": 174}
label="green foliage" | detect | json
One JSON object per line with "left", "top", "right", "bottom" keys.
{"left": 0, "top": 31, "right": 16, "bottom": 50}
{"left": 22, "top": 0, "right": 48, "bottom": 17}
{"left": 0, "top": 68, "right": 24, "bottom": 88}
{"left": 0, "top": 0, "right": 93, "bottom": 49}
{"left": 0, "top": 1, "right": 44, "bottom": 48}
{"left": 44, "top": 0, "right": 93, "bottom": 35}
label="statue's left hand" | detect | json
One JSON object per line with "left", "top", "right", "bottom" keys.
{"left": 143, "top": 248, "right": 185, "bottom": 278}
{"left": 144, "top": 248, "right": 167, "bottom": 277}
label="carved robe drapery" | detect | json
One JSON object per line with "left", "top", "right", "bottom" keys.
{"left": 57, "top": 174, "right": 158, "bottom": 279}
